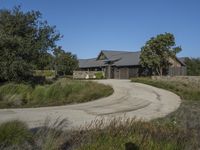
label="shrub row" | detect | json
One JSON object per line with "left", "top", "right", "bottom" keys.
{"left": 0, "top": 79, "right": 113, "bottom": 108}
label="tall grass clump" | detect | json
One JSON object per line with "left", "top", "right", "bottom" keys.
{"left": 0, "top": 119, "right": 69, "bottom": 150}
{"left": 0, "top": 83, "right": 32, "bottom": 108}
{"left": 131, "top": 77, "right": 200, "bottom": 101}
{"left": 67, "top": 80, "right": 113, "bottom": 103}
{"left": 0, "top": 120, "right": 32, "bottom": 148}
{"left": 0, "top": 78, "right": 113, "bottom": 108}
{"left": 30, "top": 85, "right": 47, "bottom": 106}
{"left": 68, "top": 118, "right": 198, "bottom": 150}
{"left": 33, "top": 118, "right": 69, "bottom": 150}
{"left": 0, "top": 118, "right": 199, "bottom": 150}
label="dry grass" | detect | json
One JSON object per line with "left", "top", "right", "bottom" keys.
{"left": 0, "top": 117, "right": 199, "bottom": 150}
{"left": 155, "top": 100, "right": 200, "bottom": 144}
{"left": 1, "top": 77, "right": 200, "bottom": 149}
{"left": 131, "top": 77, "right": 200, "bottom": 101}
{"left": 0, "top": 78, "right": 113, "bottom": 108}
{"left": 69, "top": 117, "right": 197, "bottom": 150}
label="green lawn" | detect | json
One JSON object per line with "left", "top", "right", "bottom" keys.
{"left": 0, "top": 78, "right": 113, "bottom": 108}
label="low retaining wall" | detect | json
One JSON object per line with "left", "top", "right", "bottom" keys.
{"left": 73, "top": 71, "right": 105, "bottom": 79}
{"left": 152, "top": 76, "right": 200, "bottom": 85}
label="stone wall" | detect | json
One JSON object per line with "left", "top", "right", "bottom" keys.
{"left": 152, "top": 76, "right": 200, "bottom": 85}
{"left": 73, "top": 71, "right": 105, "bottom": 79}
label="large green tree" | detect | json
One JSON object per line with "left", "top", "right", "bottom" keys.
{"left": 140, "top": 33, "right": 181, "bottom": 76}
{"left": 53, "top": 47, "right": 78, "bottom": 76}
{"left": 0, "top": 6, "right": 61, "bottom": 82}
{"left": 184, "top": 57, "right": 200, "bottom": 76}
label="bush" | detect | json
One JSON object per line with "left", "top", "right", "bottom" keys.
{"left": 0, "top": 120, "right": 32, "bottom": 147}
{"left": 95, "top": 72, "right": 105, "bottom": 79}
{"left": 0, "top": 83, "right": 32, "bottom": 107}
{"left": 34, "top": 70, "right": 56, "bottom": 78}
{"left": 0, "top": 118, "right": 199, "bottom": 149}
{"left": 30, "top": 85, "right": 46, "bottom": 105}
{"left": 0, "top": 79, "right": 113, "bottom": 108}
{"left": 68, "top": 118, "right": 196, "bottom": 150}
{"left": 0, "top": 119, "right": 68, "bottom": 150}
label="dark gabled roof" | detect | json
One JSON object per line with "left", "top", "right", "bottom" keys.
{"left": 178, "top": 57, "right": 187, "bottom": 66}
{"left": 101, "top": 50, "right": 131, "bottom": 58}
{"left": 78, "top": 50, "right": 185, "bottom": 68}
{"left": 78, "top": 58, "right": 106, "bottom": 68}
{"left": 79, "top": 50, "right": 141, "bottom": 68}
{"left": 101, "top": 50, "right": 141, "bottom": 66}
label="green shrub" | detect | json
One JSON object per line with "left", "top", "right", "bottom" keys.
{"left": 0, "top": 119, "right": 68, "bottom": 149}
{"left": 0, "top": 118, "right": 198, "bottom": 149}
{"left": 34, "top": 70, "right": 55, "bottom": 77}
{"left": 0, "top": 120, "right": 32, "bottom": 146}
{"left": 69, "top": 118, "right": 194, "bottom": 150}
{"left": 0, "top": 83, "right": 31, "bottom": 99}
{"left": 30, "top": 85, "right": 46, "bottom": 105}
{"left": 67, "top": 81, "right": 113, "bottom": 103}
{"left": 95, "top": 72, "right": 104, "bottom": 79}
{"left": 0, "top": 79, "right": 113, "bottom": 108}
{"left": 0, "top": 83, "right": 32, "bottom": 107}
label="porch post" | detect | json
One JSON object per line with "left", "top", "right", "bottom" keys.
{"left": 107, "top": 65, "right": 111, "bottom": 79}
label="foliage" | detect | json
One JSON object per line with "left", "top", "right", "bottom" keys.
{"left": 33, "top": 119, "right": 68, "bottom": 150}
{"left": 72, "top": 118, "right": 194, "bottom": 150}
{"left": 156, "top": 100, "right": 200, "bottom": 133}
{"left": 34, "top": 70, "right": 56, "bottom": 78}
{"left": 95, "top": 72, "right": 105, "bottom": 79}
{"left": 184, "top": 57, "right": 200, "bottom": 76}
{"left": 36, "top": 52, "right": 54, "bottom": 70}
{"left": 0, "top": 6, "right": 61, "bottom": 82}
{"left": 0, "top": 120, "right": 32, "bottom": 146}
{"left": 0, "top": 79, "right": 113, "bottom": 108}
{"left": 131, "top": 77, "right": 200, "bottom": 101}
{"left": 1, "top": 118, "right": 199, "bottom": 150}
{"left": 0, "top": 83, "right": 32, "bottom": 107}
{"left": 53, "top": 47, "right": 78, "bottom": 76}
{"left": 0, "top": 119, "right": 68, "bottom": 150}
{"left": 140, "top": 33, "right": 181, "bottom": 76}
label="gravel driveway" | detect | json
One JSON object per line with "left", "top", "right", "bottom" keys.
{"left": 0, "top": 80, "right": 181, "bottom": 128}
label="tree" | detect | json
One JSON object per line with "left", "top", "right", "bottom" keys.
{"left": 0, "top": 6, "right": 61, "bottom": 82}
{"left": 184, "top": 57, "right": 200, "bottom": 76}
{"left": 53, "top": 47, "right": 78, "bottom": 76}
{"left": 140, "top": 33, "right": 181, "bottom": 76}
{"left": 35, "top": 52, "right": 54, "bottom": 70}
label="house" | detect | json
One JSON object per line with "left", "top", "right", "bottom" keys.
{"left": 76, "top": 50, "right": 186, "bottom": 79}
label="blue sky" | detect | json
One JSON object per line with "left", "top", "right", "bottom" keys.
{"left": 0, "top": 0, "right": 199, "bottom": 58}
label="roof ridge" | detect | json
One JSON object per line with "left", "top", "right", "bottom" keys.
{"left": 79, "top": 58, "right": 96, "bottom": 60}
{"left": 103, "top": 50, "right": 140, "bottom": 58}
{"left": 102, "top": 50, "right": 134, "bottom": 53}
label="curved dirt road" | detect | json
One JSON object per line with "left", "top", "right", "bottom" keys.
{"left": 0, "top": 80, "right": 181, "bottom": 128}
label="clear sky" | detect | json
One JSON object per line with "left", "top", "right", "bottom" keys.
{"left": 0, "top": 0, "right": 199, "bottom": 59}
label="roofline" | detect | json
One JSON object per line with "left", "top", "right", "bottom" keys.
{"left": 78, "top": 58, "right": 96, "bottom": 61}
{"left": 101, "top": 50, "right": 141, "bottom": 60}
{"left": 175, "top": 57, "right": 186, "bottom": 66}
{"left": 96, "top": 51, "right": 108, "bottom": 60}
{"left": 101, "top": 50, "right": 140, "bottom": 53}
{"left": 79, "top": 65, "right": 106, "bottom": 69}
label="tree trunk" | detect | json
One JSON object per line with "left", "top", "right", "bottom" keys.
{"left": 160, "top": 67, "right": 163, "bottom": 76}
{"left": 156, "top": 68, "right": 161, "bottom": 76}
